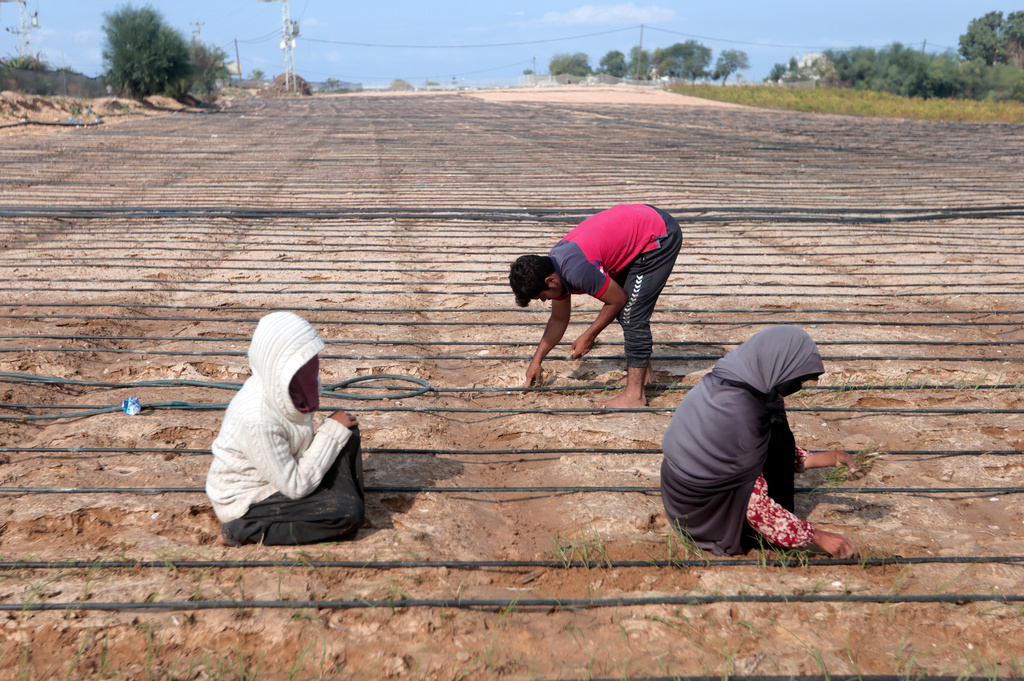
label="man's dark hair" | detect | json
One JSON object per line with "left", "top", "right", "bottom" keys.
{"left": 509, "top": 255, "right": 555, "bottom": 307}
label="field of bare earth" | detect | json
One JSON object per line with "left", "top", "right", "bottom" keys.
{"left": 1, "top": 86, "right": 1023, "bottom": 679}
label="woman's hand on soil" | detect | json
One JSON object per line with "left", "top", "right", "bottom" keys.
{"left": 804, "top": 449, "right": 857, "bottom": 474}
{"left": 830, "top": 450, "right": 857, "bottom": 472}
{"left": 811, "top": 528, "right": 857, "bottom": 559}
{"left": 329, "top": 411, "right": 358, "bottom": 428}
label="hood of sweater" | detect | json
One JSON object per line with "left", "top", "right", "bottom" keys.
{"left": 248, "top": 311, "right": 325, "bottom": 423}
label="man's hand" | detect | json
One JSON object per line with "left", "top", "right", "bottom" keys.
{"left": 329, "top": 411, "right": 359, "bottom": 428}
{"left": 570, "top": 333, "right": 595, "bottom": 359}
{"left": 526, "top": 361, "right": 543, "bottom": 387}
{"left": 811, "top": 528, "right": 857, "bottom": 558}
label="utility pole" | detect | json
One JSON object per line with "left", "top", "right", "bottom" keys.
{"left": 190, "top": 22, "right": 204, "bottom": 42}
{"left": 1, "top": 0, "right": 40, "bottom": 59}
{"left": 634, "top": 24, "right": 644, "bottom": 82}
{"left": 234, "top": 38, "right": 242, "bottom": 83}
{"left": 257, "top": 0, "right": 298, "bottom": 91}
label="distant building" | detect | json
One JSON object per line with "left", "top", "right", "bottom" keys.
{"left": 798, "top": 53, "right": 826, "bottom": 75}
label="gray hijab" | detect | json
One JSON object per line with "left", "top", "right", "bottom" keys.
{"left": 660, "top": 326, "right": 824, "bottom": 555}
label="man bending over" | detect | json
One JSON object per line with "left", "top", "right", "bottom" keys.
{"left": 508, "top": 204, "right": 682, "bottom": 408}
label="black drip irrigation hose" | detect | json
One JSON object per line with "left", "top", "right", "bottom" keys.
{"left": 2, "top": 555, "right": 1022, "bottom": 571}
{"left": 3, "top": 312, "right": 1023, "bottom": 328}
{"left": 2, "top": 347, "right": 1021, "bottom": 364}
{"left": 3, "top": 401, "right": 1024, "bottom": 421}
{"left": 324, "top": 374, "right": 431, "bottom": 400}
{"left": 5, "top": 336, "right": 1024, "bottom": 349}
{"left": 0, "top": 373, "right": 433, "bottom": 420}
{"left": 2, "top": 203, "right": 1023, "bottom": 220}
{"left": 1, "top": 485, "right": 1022, "bottom": 496}
{"left": 0, "top": 446, "right": 1021, "bottom": 458}
{"left": 2, "top": 303, "right": 1022, "bottom": 317}
{"left": 0, "top": 118, "right": 103, "bottom": 130}
{"left": 3, "top": 371, "right": 1023, "bottom": 396}
{"left": 3, "top": 285, "right": 1024, "bottom": 298}
{"left": 4, "top": 592, "right": 1023, "bottom": 613}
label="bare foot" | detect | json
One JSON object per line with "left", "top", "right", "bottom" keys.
{"left": 599, "top": 391, "right": 648, "bottom": 409}
{"left": 216, "top": 534, "right": 230, "bottom": 546}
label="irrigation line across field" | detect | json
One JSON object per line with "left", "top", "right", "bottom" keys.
{"left": 5, "top": 592, "right": 1024, "bottom": 613}
{"left": 1, "top": 349, "right": 1021, "bottom": 364}
{"left": 4, "top": 313, "right": 1023, "bottom": 329}
{"left": 5, "top": 403, "right": 1024, "bottom": 420}
{"left": 2, "top": 203, "right": 1023, "bottom": 218}
{"left": 2, "top": 227, "right": 1024, "bottom": 245}
{"left": 3, "top": 555, "right": 1024, "bottom": 571}
{"left": 7, "top": 241, "right": 1024, "bottom": 256}
{"left": 7, "top": 265, "right": 1024, "bottom": 278}
{"left": 5, "top": 243, "right": 1024, "bottom": 258}
{"left": 2, "top": 485, "right": 1023, "bottom": 495}
{"left": 4, "top": 371, "right": 1023, "bottom": 395}
{"left": 3, "top": 303, "right": 1021, "bottom": 316}
{"left": 1, "top": 447, "right": 1021, "bottom": 458}
{"left": 6, "top": 336, "right": 1024, "bottom": 348}
{"left": 3, "top": 285, "right": 1024, "bottom": 296}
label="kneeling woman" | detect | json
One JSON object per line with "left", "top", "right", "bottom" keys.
{"left": 660, "top": 325, "right": 857, "bottom": 558}
{"left": 207, "top": 311, "right": 365, "bottom": 546}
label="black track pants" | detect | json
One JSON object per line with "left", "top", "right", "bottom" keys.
{"left": 615, "top": 208, "right": 682, "bottom": 368}
{"left": 221, "top": 429, "right": 366, "bottom": 546}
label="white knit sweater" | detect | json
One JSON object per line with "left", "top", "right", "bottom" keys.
{"left": 205, "top": 312, "right": 352, "bottom": 522}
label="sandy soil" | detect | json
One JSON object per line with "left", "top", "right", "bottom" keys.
{"left": 468, "top": 84, "right": 743, "bottom": 108}
{"left": 0, "top": 91, "right": 196, "bottom": 133}
{"left": 1, "top": 87, "right": 1023, "bottom": 679}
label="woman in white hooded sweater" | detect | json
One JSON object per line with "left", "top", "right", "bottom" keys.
{"left": 206, "top": 311, "right": 365, "bottom": 546}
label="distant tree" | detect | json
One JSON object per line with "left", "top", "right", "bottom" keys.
{"left": 1006, "top": 11, "right": 1024, "bottom": 68}
{"left": 959, "top": 11, "right": 1007, "bottom": 65}
{"left": 598, "top": 50, "right": 627, "bottom": 78}
{"left": 549, "top": 52, "right": 592, "bottom": 77}
{"left": 680, "top": 42, "right": 713, "bottom": 83}
{"left": 248, "top": 69, "right": 266, "bottom": 81}
{"left": 653, "top": 41, "right": 712, "bottom": 82}
{"left": 765, "top": 62, "right": 787, "bottom": 82}
{"left": 713, "top": 49, "right": 749, "bottom": 84}
{"left": 102, "top": 4, "right": 191, "bottom": 98}
{"left": 522, "top": 68, "right": 534, "bottom": 75}
{"left": 626, "top": 45, "right": 652, "bottom": 80}
{"left": 389, "top": 78, "right": 413, "bottom": 91}
{"left": 189, "top": 40, "right": 229, "bottom": 95}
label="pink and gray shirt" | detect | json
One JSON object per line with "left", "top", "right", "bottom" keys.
{"left": 549, "top": 204, "right": 668, "bottom": 300}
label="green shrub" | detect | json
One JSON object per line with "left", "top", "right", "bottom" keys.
{"left": 102, "top": 4, "right": 191, "bottom": 98}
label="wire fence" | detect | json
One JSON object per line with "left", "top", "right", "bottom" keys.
{"left": 1, "top": 65, "right": 109, "bottom": 97}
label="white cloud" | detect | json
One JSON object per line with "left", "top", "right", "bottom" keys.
{"left": 540, "top": 3, "right": 675, "bottom": 26}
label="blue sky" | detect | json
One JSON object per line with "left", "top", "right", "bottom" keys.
{"left": 2, "top": 1, "right": 1020, "bottom": 85}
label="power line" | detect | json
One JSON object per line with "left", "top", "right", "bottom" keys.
{"left": 302, "top": 26, "right": 639, "bottom": 50}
